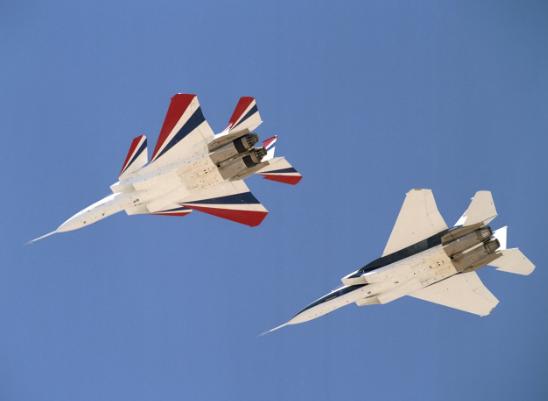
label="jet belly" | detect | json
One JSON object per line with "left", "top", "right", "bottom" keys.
{"left": 287, "top": 284, "right": 371, "bottom": 325}
{"left": 287, "top": 246, "right": 458, "bottom": 326}
{"left": 367, "top": 245, "right": 457, "bottom": 303}
{"left": 58, "top": 193, "right": 133, "bottom": 232}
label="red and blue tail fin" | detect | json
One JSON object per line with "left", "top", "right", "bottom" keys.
{"left": 226, "top": 96, "right": 262, "bottom": 134}
{"left": 119, "top": 134, "right": 147, "bottom": 178}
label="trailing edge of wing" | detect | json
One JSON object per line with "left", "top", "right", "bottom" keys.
{"left": 179, "top": 181, "right": 268, "bottom": 227}
{"left": 409, "top": 272, "right": 499, "bottom": 316}
{"left": 183, "top": 192, "right": 268, "bottom": 227}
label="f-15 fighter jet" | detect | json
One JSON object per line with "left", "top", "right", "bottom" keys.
{"left": 31, "top": 94, "right": 301, "bottom": 242}
{"left": 270, "top": 189, "right": 534, "bottom": 331}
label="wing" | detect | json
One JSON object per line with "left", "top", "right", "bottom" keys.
{"left": 382, "top": 189, "right": 448, "bottom": 256}
{"left": 178, "top": 180, "right": 268, "bottom": 227}
{"left": 409, "top": 272, "right": 499, "bottom": 316}
{"left": 149, "top": 94, "right": 215, "bottom": 167}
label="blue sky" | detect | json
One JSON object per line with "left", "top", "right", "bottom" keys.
{"left": 2, "top": 1, "right": 548, "bottom": 400}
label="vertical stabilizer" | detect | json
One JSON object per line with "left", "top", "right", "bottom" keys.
{"left": 226, "top": 96, "right": 262, "bottom": 135}
{"left": 455, "top": 191, "right": 497, "bottom": 226}
{"left": 493, "top": 226, "right": 507, "bottom": 250}
{"left": 119, "top": 134, "right": 147, "bottom": 178}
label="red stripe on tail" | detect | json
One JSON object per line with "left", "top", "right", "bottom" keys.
{"left": 228, "top": 96, "right": 254, "bottom": 128}
{"left": 152, "top": 94, "right": 195, "bottom": 159}
{"left": 120, "top": 135, "right": 144, "bottom": 175}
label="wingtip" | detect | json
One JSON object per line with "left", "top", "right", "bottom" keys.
{"left": 27, "top": 230, "right": 58, "bottom": 245}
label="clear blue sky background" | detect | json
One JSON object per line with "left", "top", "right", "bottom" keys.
{"left": 1, "top": 1, "right": 547, "bottom": 400}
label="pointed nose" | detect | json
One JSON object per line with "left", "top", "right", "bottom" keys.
{"left": 57, "top": 212, "right": 89, "bottom": 232}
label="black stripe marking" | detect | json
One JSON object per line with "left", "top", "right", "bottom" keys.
{"left": 296, "top": 284, "right": 367, "bottom": 315}
{"left": 346, "top": 228, "right": 451, "bottom": 280}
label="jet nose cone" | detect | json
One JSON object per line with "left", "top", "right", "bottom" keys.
{"left": 57, "top": 213, "right": 88, "bottom": 232}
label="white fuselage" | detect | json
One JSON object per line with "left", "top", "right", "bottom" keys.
{"left": 288, "top": 245, "right": 458, "bottom": 325}
{"left": 57, "top": 143, "right": 225, "bottom": 233}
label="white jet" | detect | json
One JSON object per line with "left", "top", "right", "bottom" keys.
{"left": 269, "top": 189, "right": 534, "bottom": 332}
{"left": 31, "top": 94, "right": 302, "bottom": 242}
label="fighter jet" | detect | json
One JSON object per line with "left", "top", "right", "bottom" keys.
{"left": 31, "top": 94, "right": 301, "bottom": 242}
{"left": 270, "top": 189, "right": 534, "bottom": 332}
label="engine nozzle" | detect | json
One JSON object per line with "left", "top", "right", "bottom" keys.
{"left": 443, "top": 226, "right": 493, "bottom": 257}
{"left": 209, "top": 134, "right": 260, "bottom": 165}
{"left": 452, "top": 238, "right": 501, "bottom": 272}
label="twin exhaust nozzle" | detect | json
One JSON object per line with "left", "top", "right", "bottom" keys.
{"left": 444, "top": 226, "right": 501, "bottom": 272}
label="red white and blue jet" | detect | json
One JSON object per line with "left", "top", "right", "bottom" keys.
{"left": 31, "top": 94, "right": 301, "bottom": 242}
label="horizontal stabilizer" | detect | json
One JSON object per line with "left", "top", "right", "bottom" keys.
{"left": 119, "top": 134, "right": 147, "bottom": 178}
{"left": 456, "top": 191, "right": 497, "bottom": 226}
{"left": 257, "top": 156, "right": 302, "bottom": 185}
{"left": 490, "top": 248, "right": 535, "bottom": 276}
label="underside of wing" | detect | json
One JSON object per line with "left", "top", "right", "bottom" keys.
{"left": 149, "top": 94, "right": 215, "bottom": 167}
{"left": 382, "top": 189, "right": 448, "bottom": 256}
{"left": 409, "top": 272, "right": 499, "bottom": 316}
{"left": 177, "top": 180, "right": 268, "bottom": 227}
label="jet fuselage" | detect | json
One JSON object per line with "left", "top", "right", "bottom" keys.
{"left": 57, "top": 134, "right": 266, "bottom": 233}
{"left": 288, "top": 225, "right": 501, "bottom": 325}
